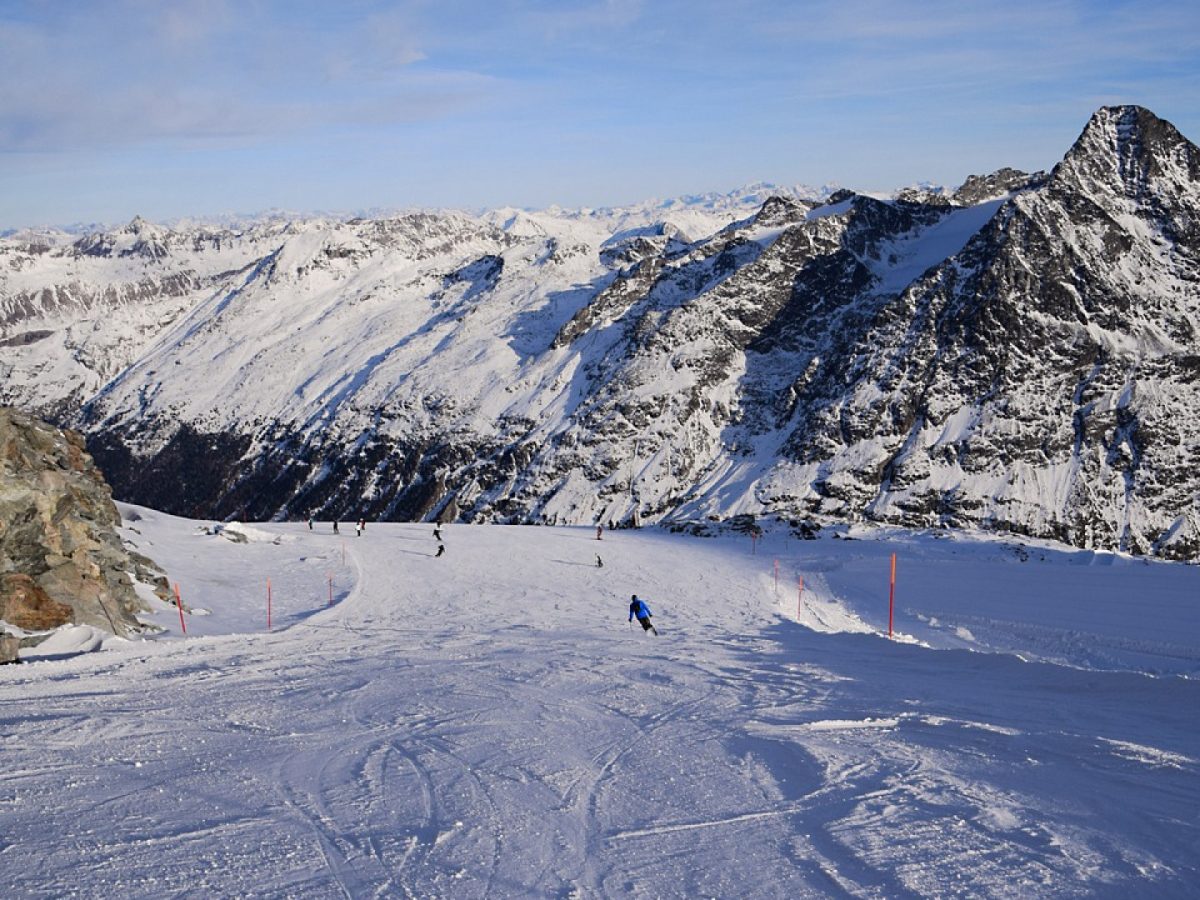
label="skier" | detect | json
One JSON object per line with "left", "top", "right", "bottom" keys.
{"left": 433, "top": 525, "right": 443, "bottom": 541}
{"left": 435, "top": 543, "right": 446, "bottom": 558}
{"left": 596, "top": 525, "right": 603, "bottom": 540}
{"left": 355, "top": 520, "right": 362, "bottom": 538}
{"left": 629, "top": 595, "right": 657, "bottom": 635}
{"left": 333, "top": 520, "right": 339, "bottom": 535}
{"left": 596, "top": 554, "right": 604, "bottom": 568}
{"left": 307, "top": 515, "right": 313, "bottom": 531}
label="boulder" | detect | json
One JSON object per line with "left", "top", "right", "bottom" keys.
{"left": 0, "top": 630, "right": 18, "bottom": 664}
{"left": 0, "top": 406, "right": 163, "bottom": 637}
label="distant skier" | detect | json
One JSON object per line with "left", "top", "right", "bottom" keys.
{"left": 596, "top": 525, "right": 603, "bottom": 541}
{"left": 629, "top": 595, "right": 657, "bottom": 635}
{"left": 307, "top": 515, "right": 313, "bottom": 531}
{"left": 355, "top": 520, "right": 362, "bottom": 538}
{"left": 435, "top": 543, "right": 446, "bottom": 558}
{"left": 596, "top": 554, "right": 604, "bottom": 568}
{"left": 433, "top": 525, "right": 443, "bottom": 541}
{"left": 333, "top": 520, "right": 339, "bottom": 535}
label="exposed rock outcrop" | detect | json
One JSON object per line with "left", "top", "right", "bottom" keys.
{"left": 0, "top": 406, "right": 163, "bottom": 637}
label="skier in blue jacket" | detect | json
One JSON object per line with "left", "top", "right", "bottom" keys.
{"left": 629, "top": 595, "right": 658, "bottom": 635}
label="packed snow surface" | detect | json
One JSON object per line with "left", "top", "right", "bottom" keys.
{"left": 1, "top": 507, "right": 1197, "bottom": 897}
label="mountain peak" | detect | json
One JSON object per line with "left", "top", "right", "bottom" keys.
{"left": 123, "top": 214, "right": 160, "bottom": 237}
{"left": 1052, "top": 105, "right": 1200, "bottom": 199}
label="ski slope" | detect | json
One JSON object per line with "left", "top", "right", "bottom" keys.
{"left": 1, "top": 508, "right": 1197, "bottom": 897}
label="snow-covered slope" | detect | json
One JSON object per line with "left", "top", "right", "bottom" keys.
{"left": 2, "top": 510, "right": 1197, "bottom": 896}
{"left": 2, "top": 107, "right": 1198, "bottom": 559}
{"left": 0, "top": 217, "right": 290, "bottom": 418}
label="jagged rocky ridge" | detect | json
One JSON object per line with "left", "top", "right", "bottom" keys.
{"left": 0, "top": 407, "right": 167, "bottom": 638}
{"left": 1, "top": 106, "right": 1197, "bottom": 559}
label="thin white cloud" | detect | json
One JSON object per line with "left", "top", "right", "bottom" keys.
{"left": 0, "top": 1, "right": 497, "bottom": 152}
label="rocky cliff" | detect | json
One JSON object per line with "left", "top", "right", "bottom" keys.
{"left": 0, "top": 407, "right": 164, "bottom": 637}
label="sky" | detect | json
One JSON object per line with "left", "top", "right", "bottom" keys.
{"left": 2, "top": 0, "right": 1199, "bottom": 229}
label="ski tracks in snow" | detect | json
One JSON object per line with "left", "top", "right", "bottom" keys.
{"left": 4, "top": 520, "right": 1198, "bottom": 898}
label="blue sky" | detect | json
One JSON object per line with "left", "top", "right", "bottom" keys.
{"left": 2, "top": 0, "right": 1198, "bottom": 228}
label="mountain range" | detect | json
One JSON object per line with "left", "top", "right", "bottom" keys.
{"left": 2, "top": 105, "right": 1197, "bottom": 560}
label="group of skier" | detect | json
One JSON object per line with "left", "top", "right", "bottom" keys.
{"left": 306, "top": 515, "right": 366, "bottom": 536}
{"left": 305, "top": 514, "right": 659, "bottom": 634}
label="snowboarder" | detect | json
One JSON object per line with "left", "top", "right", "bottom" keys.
{"left": 435, "top": 543, "right": 446, "bottom": 558}
{"left": 596, "top": 554, "right": 604, "bottom": 568}
{"left": 629, "top": 595, "right": 657, "bottom": 635}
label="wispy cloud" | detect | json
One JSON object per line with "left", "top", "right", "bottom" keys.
{"left": 1, "top": 0, "right": 1198, "bottom": 226}
{"left": 0, "top": 1, "right": 481, "bottom": 152}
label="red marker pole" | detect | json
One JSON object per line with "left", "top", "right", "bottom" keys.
{"left": 888, "top": 553, "right": 896, "bottom": 638}
{"left": 174, "top": 583, "right": 186, "bottom": 635}
{"left": 797, "top": 575, "right": 804, "bottom": 619}
{"left": 267, "top": 577, "right": 272, "bottom": 632}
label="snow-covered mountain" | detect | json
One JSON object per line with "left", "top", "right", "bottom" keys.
{"left": 2, "top": 107, "right": 1197, "bottom": 559}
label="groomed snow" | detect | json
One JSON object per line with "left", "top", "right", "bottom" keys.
{"left": 1, "top": 507, "right": 1197, "bottom": 897}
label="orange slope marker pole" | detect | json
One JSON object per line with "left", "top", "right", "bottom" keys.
{"left": 888, "top": 553, "right": 896, "bottom": 638}
{"left": 174, "top": 583, "right": 186, "bottom": 635}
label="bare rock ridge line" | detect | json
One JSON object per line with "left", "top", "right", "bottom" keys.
{"left": 0, "top": 406, "right": 168, "bottom": 642}
{"left": 1, "top": 104, "right": 1197, "bottom": 559}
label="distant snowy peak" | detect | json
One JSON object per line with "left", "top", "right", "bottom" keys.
{"left": 656, "top": 181, "right": 831, "bottom": 210}
{"left": 73, "top": 215, "right": 174, "bottom": 261}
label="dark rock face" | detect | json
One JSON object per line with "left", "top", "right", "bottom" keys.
{"left": 88, "top": 425, "right": 254, "bottom": 520}
{"left": 3, "top": 107, "right": 1198, "bottom": 560}
{"left": 0, "top": 407, "right": 165, "bottom": 636}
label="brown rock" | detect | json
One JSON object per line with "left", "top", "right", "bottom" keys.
{"left": 0, "top": 572, "right": 73, "bottom": 630}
